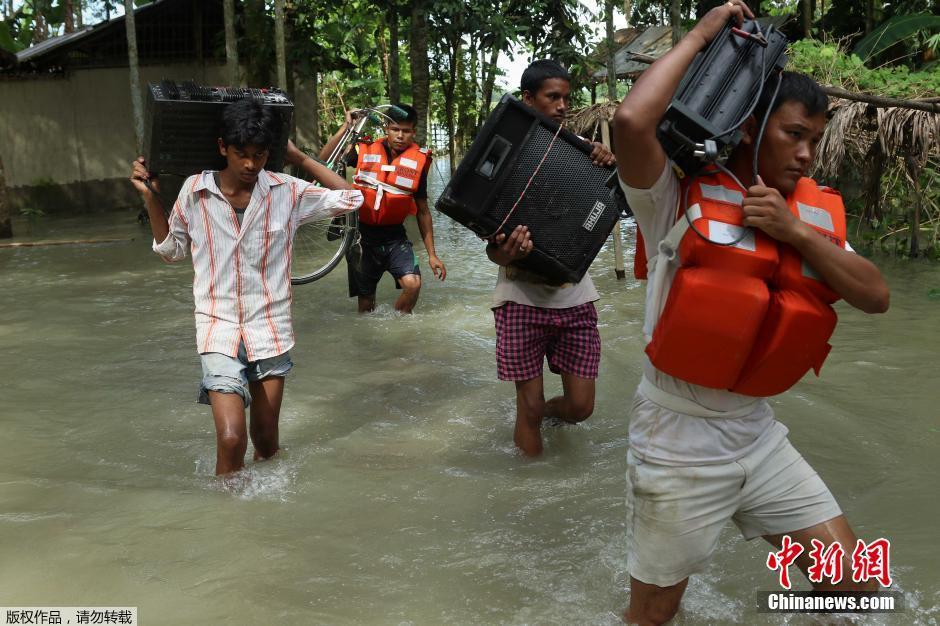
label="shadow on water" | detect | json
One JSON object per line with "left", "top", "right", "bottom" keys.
{"left": 0, "top": 164, "right": 937, "bottom": 624}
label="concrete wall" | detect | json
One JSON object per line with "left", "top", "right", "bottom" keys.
{"left": 0, "top": 62, "right": 315, "bottom": 214}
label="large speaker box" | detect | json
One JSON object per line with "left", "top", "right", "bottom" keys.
{"left": 143, "top": 80, "right": 294, "bottom": 176}
{"left": 436, "top": 94, "right": 622, "bottom": 284}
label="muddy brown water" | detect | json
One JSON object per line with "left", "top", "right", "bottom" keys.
{"left": 1, "top": 162, "right": 937, "bottom": 624}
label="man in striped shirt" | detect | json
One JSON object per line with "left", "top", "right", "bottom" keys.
{"left": 131, "top": 100, "right": 363, "bottom": 476}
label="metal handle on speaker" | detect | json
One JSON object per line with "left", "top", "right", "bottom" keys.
{"left": 475, "top": 135, "right": 512, "bottom": 180}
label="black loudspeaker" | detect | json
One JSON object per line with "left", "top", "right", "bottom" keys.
{"left": 436, "top": 94, "right": 622, "bottom": 284}
{"left": 658, "top": 19, "right": 788, "bottom": 177}
{"left": 143, "top": 80, "right": 294, "bottom": 176}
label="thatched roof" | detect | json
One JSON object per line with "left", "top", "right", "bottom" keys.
{"left": 566, "top": 102, "right": 618, "bottom": 139}
{"left": 813, "top": 97, "right": 940, "bottom": 179}
{"left": 592, "top": 26, "right": 673, "bottom": 82}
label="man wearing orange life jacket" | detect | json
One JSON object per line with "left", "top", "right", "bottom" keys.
{"left": 319, "top": 103, "right": 446, "bottom": 313}
{"left": 613, "top": 2, "right": 890, "bottom": 623}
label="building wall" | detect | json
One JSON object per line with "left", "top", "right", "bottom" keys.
{"left": 0, "top": 62, "right": 315, "bottom": 213}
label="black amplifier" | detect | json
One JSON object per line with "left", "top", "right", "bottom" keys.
{"left": 436, "top": 94, "right": 621, "bottom": 284}
{"left": 143, "top": 80, "right": 294, "bottom": 176}
{"left": 658, "top": 19, "right": 788, "bottom": 177}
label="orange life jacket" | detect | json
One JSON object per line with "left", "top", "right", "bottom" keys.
{"left": 353, "top": 140, "right": 430, "bottom": 226}
{"left": 637, "top": 170, "right": 846, "bottom": 397}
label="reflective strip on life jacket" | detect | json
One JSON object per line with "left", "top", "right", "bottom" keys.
{"left": 353, "top": 141, "right": 430, "bottom": 226}
{"left": 640, "top": 170, "right": 847, "bottom": 397}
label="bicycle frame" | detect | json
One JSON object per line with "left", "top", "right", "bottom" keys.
{"left": 289, "top": 104, "right": 406, "bottom": 285}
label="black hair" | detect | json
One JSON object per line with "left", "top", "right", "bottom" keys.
{"left": 389, "top": 103, "right": 418, "bottom": 126}
{"left": 219, "top": 99, "right": 281, "bottom": 150}
{"left": 520, "top": 59, "right": 571, "bottom": 95}
{"left": 753, "top": 71, "right": 828, "bottom": 123}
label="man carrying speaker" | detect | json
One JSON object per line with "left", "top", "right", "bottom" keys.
{"left": 316, "top": 103, "right": 446, "bottom": 314}
{"left": 486, "top": 60, "right": 616, "bottom": 457}
{"left": 613, "top": 1, "right": 889, "bottom": 622}
{"left": 130, "top": 99, "right": 363, "bottom": 476}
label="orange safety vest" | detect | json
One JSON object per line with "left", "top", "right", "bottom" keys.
{"left": 353, "top": 140, "right": 430, "bottom": 226}
{"left": 637, "top": 170, "right": 846, "bottom": 397}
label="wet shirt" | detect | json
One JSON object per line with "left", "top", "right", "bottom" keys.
{"left": 619, "top": 163, "right": 776, "bottom": 465}
{"left": 492, "top": 267, "right": 599, "bottom": 309}
{"left": 620, "top": 163, "right": 856, "bottom": 465}
{"left": 153, "top": 170, "right": 363, "bottom": 360}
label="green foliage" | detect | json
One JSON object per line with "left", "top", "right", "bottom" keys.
{"left": 0, "top": 21, "right": 18, "bottom": 52}
{"left": 853, "top": 13, "right": 940, "bottom": 61}
{"left": 789, "top": 39, "right": 940, "bottom": 259}
{"left": 788, "top": 38, "right": 940, "bottom": 98}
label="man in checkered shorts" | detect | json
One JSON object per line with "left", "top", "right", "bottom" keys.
{"left": 487, "top": 60, "right": 615, "bottom": 456}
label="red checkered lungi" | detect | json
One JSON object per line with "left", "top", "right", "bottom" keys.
{"left": 493, "top": 301, "right": 600, "bottom": 381}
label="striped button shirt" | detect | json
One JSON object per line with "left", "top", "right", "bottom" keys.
{"left": 153, "top": 170, "right": 363, "bottom": 360}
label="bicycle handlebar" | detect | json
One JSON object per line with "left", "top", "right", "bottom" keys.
{"left": 323, "top": 104, "right": 408, "bottom": 170}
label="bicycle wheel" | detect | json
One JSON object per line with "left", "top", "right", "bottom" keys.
{"left": 290, "top": 210, "right": 358, "bottom": 284}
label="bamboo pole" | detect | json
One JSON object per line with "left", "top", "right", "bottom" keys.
{"left": 623, "top": 54, "right": 940, "bottom": 113}
{"left": 124, "top": 0, "right": 144, "bottom": 153}
{"left": 821, "top": 86, "right": 940, "bottom": 114}
{"left": 601, "top": 121, "right": 626, "bottom": 279}
{"left": 274, "top": 0, "right": 287, "bottom": 90}
{"left": 223, "top": 0, "right": 239, "bottom": 85}
{"left": 0, "top": 155, "right": 11, "bottom": 239}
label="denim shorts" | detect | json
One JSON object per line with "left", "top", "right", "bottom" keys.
{"left": 198, "top": 341, "right": 293, "bottom": 408}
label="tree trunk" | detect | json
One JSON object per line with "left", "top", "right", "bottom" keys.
{"left": 223, "top": 0, "right": 239, "bottom": 85}
{"left": 388, "top": 2, "right": 400, "bottom": 103}
{"left": 865, "top": 0, "right": 874, "bottom": 35}
{"left": 76, "top": 0, "right": 83, "bottom": 28}
{"left": 606, "top": 0, "right": 617, "bottom": 101}
{"left": 33, "top": 8, "right": 47, "bottom": 44}
{"left": 311, "top": 71, "right": 321, "bottom": 152}
{"left": 124, "top": 0, "right": 144, "bottom": 153}
{"left": 670, "top": 0, "right": 681, "bottom": 46}
{"left": 444, "top": 37, "right": 460, "bottom": 173}
{"left": 274, "top": 0, "right": 287, "bottom": 90}
{"left": 377, "top": 15, "right": 389, "bottom": 98}
{"left": 803, "top": 0, "right": 812, "bottom": 38}
{"left": 409, "top": 0, "right": 430, "bottom": 146}
{"left": 458, "top": 38, "right": 475, "bottom": 155}
{"left": 0, "top": 155, "right": 12, "bottom": 240}
{"left": 64, "top": 0, "right": 74, "bottom": 33}
{"left": 477, "top": 31, "right": 504, "bottom": 128}
{"left": 906, "top": 156, "right": 922, "bottom": 257}
{"left": 862, "top": 138, "right": 884, "bottom": 223}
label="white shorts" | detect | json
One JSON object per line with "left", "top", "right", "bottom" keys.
{"left": 625, "top": 422, "right": 843, "bottom": 587}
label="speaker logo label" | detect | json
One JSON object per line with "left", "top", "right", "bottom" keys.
{"left": 582, "top": 201, "right": 606, "bottom": 231}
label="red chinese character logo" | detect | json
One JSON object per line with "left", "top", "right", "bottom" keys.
{"left": 766, "top": 535, "right": 805, "bottom": 589}
{"left": 807, "top": 539, "right": 845, "bottom": 585}
{"left": 851, "top": 538, "right": 892, "bottom": 587}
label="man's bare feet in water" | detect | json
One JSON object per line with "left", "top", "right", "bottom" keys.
{"left": 514, "top": 412, "right": 543, "bottom": 456}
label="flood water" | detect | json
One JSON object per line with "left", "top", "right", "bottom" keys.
{"left": 1, "top": 160, "right": 938, "bottom": 625}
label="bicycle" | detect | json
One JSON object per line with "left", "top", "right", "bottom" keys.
{"left": 290, "top": 105, "right": 406, "bottom": 285}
